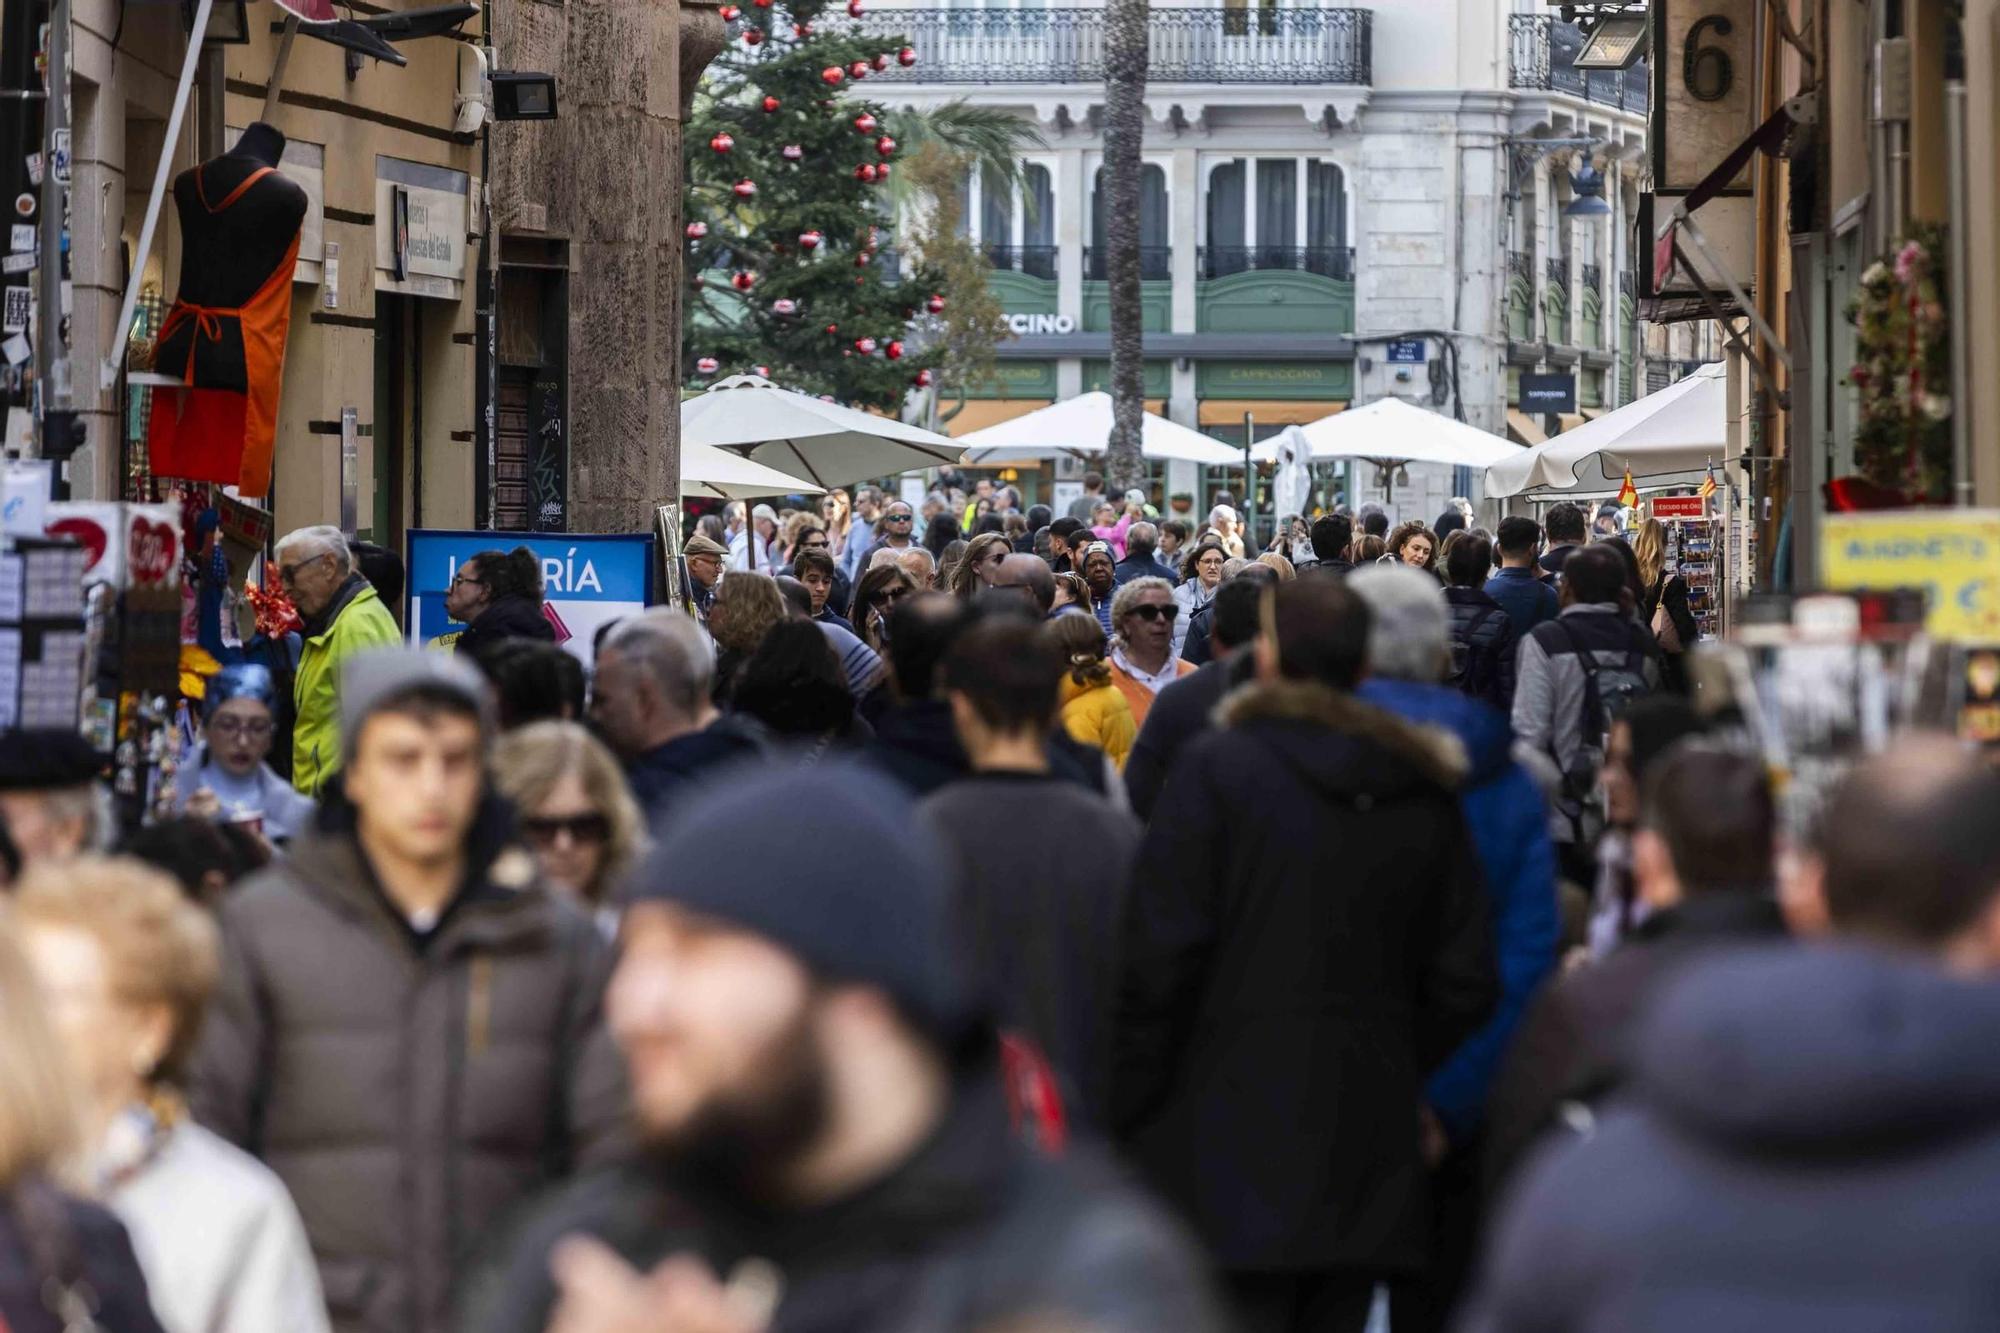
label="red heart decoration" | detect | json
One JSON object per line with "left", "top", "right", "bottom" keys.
{"left": 128, "top": 518, "right": 177, "bottom": 586}
{"left": 46, "top": 517, "right": 107, "bottom": 571}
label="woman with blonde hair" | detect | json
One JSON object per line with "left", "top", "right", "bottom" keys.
{"left": 1044, "top": 612, "right": 1137, "bottom": 770}
{"left": 708, "top": 569, "right": 788, "bottom": 705}
{"left": 1254, "top": 551, "right": 1297, "bottom": 581}
{"left": 14, "top": 857, "right": 326, "bottom": 1333}
{"left": 947, "top": 532, "right": 1013, "bottom": 600}
{"left": 492, "top": 722, "right": 645, "bottom": 922}
{"left": 1632, "top": 516, "right": 1698, "bottom": 691}
{"left": 1349, "top": 533, "right": 1386, "bottom": 565}
{"left": 819, "top": 488, "right": 853, "bottom": 559}
{"left": 1051, "top": 571, "right": 1093, "bottom": 620}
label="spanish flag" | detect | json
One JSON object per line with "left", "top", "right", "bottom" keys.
{"left": 1699, "top": 458, "right": 1718, "bottom": 501}
{"left": 1617, "top": 467, "right": 1638, "bottom": 509}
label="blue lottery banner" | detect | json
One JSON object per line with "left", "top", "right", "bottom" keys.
{"left": 405, "top": 530, "right": 654, "bottom": 668}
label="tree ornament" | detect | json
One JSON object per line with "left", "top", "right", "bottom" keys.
{"left": 885, "top": 340, "right": 904, "bottom": 360}
{"left": 898, "top": 46, "right": 917, "bottom": 66}
{"left": 855, "top": 337, "right": 878, "bottom": 353}
{"left": 820, "top": 65, "right": 844, "bottom": 85}
{"left": 733, "top": 178, "right": 757, "bottom": 197}
{"left": 718, "top": 3, "right": 738, "bottom": 17}
{"left": 755, "top": 364, "right": 771, "bottom": 377}
{"left": 793, "top": 21, "right": 811, "bottom": 36}
{"left": 731, "top": 271, "right": 757, "bottom": 291}
{"left": 853, "top": 113, "right": 878, "bottom": 134}
{"left": 926, "top": 293, "right": 946, "bottom": 313}
{"left": 742, "top": 26, "right": 764, "bottom": 45}
{"left": 846, "top": 0, "right": 863, "bottom": 13}
{"left": 691, "top": 275, "right": 705, "bottom": 288}
{"left": 855, "top": 164, "right": 878, "bottom": 183}
{"left": 875, "top": 162, "right": 890, "bottom": 179}
{"left": 781, "top": 144, "right": 804, "bottom": 162}
{"left": 876, "top": 135, "right": 896, "bottom": 158}
{"left": 761, "top": 95, "right": 781, "bottom": 112}
{"left": 772, "top": 298, "right": 798, "bottom": 314}
{"left": 848, "top": 60, "right": 869, "bottom": 79}
{"left": 798, "top": 229, "right": 823, "bottom": 250}
{"left": 872, "top": 53, "right": 889, "bottom": 71}
{"left": 855, "top": 253, "right": 871, "bottom": 268}
{"left": 914, "top": 368, "right": 934, "bottom": 387}
{"left": 685, "top": 220, "right": 709, "bottom": 239}
{"left": 753, "top": 0, "right": 771, "bottom": 7}
{"left": 825, "top": 323, "right": 839, "bottom": 334}
{"left": 709, "top": 132, "right": 735, "bottom": 153}
{"left": 696, "top": 357, "right": 719, "bottom": 374}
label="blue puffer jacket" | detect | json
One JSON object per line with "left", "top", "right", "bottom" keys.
{"left": 1359, "top": 678, "right": 1558, "bottom": 1146}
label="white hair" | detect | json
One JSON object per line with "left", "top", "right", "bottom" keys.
{"left": 1347, "top": 564, "right": 1451, "bottom": 684}
{"left": 603, "top": 609, "right": 715, "bottom": 718}
{"left": 275, "top": 524, "right": 350, "bottom": 568}
{"left": 1209, "top": 504, "right": 1239, "bottom": 528}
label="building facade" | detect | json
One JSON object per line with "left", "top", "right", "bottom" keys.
{"left": 860, "top": 0, "right": 1673, "bottom": 521}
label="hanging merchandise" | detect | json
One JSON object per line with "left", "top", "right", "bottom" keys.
{"left": 145, "top": 124, "right": 307, "bottom": 499}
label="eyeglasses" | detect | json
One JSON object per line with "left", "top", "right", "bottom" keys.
{"left": 521, "top": 814, "right": 611, "bottom": 848}
{"left": 277, "top": 552, "right": 331, "bottom": 585}
{"left": 451, "top": 572, "right": 484, "bottom": 589}
{"left": 209, "top": 716, "right": 274, "bottom": 740}
{"left": 1125, "top": 603, "right": 1178, "bottom": 623}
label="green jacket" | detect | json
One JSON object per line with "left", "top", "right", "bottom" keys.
{"left": 292, "top": 581, "right": 402, "bottom": 795}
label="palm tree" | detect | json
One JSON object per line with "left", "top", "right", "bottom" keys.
{"left": 1101, "top": 0, "right": 1150, "bottom": 494}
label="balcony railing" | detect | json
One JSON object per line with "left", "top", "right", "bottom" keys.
{"left": 1619, "top": 270, "right": 1635, "bottom": 299}
{"left": 1506, "top": 251, "right": 1534, "bottom": 287}
{"left": 1199, "top": 245, "right": 1355, "bottom": 280}
{"left": 1581, "top": 262, "right": 1603, "bottom": 295}
{"left": 1508, "top": 15, "right": 1648, "bottom": 114}
{"left": 1545, "top": 257, "right": 1571, "bottom": 294}
{"left": 984, "top": 244, "right": 1058, "bottom": 279}
{"left": 1083, "top": 246, "right": 1173, "bottom": 280}
{"left": 849, "top": 7, "right": 1371, "bottom": 85}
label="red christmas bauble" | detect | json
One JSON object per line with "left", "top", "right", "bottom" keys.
{"left": 753, "top": 0, "right": 772, "bottom": 8}
{"left": 731, "top": 271, "right": 756, "bottom": 291}
{"left": 761, "top": 95, "right": 781, "bottom": 112}
{"left": 696, "top": 357, "right": 719, "bottom": 374}
{"left": 743, "top": 27, "right": 764, "bottom": 45}
{"left": 876, "top": 163, "right": 890, "bottom": 179}
{"left": 733, "top": 178, "right": 757, "bottom": 197}
{"left": 855, "top": 164, "right": 878, "bottom": 183}
{"left": 885, "top": 340, "right": 904, "bottom": 360}
{"left": 914, "top": 368, "right": 935, "bottom": 387}
{"left": 898, "top": 46, "right": 917, "bottom": 66}
{"left": 872, "top": 53, "right": 889, "bottom": 70}
{"left": 685, "top": 220, "right": 709, "bottom": 239}
{"left": 718, "top": 3, "right": 738, "bottom": 17}
{"left": 855, "top": 252, "right": 871, "bottom": 267}
{"left": 798, "top": 229, "right": 822, "bottom": 250}
{"left": 926, "top": 293, "right": 945, "bottom": 313}
{"left": 820, "top": 65, "right": 844, "bottom": 85}
{"left": 853, "top": 113, "right": 878, "bottom": 134}
{"left": 772, "top": 298, "right": 797, "bottom": 314}
{"left": 846, "top": 0, "right": 863, "bottom": 13}
{"left": 793, "top": 21, "right": 811, "bottom": 36}
{"left": 781, "top": 144, "right": 804, "bottom": 162}
{"left": 855, "top": 337, "right": 878, "bottom": 353}
{"left": 848, "top": 60, "right": 869, "bottom": 78}
{"left": 709, "top": 132, "right": 734, "bottom": 153}
{"left": 876, "top": 135, "right": 896, "bottom": 157}
{"left": 825, "top": 323, "right": 839, "bottom": 334}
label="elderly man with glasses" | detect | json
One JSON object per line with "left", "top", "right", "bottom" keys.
{"left": 273, "top": 525, "right": 402, "bottom": 796}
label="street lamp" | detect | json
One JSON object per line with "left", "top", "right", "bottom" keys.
{"left": 491, "top": 72, "right": 559, "bottom": 121}
{"left": 1564, "top": 165, "right": 1614, "bottom": 217}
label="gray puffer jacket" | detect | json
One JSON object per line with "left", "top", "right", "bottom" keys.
{"left": 190, "top": 801, "right": 627, "bottom": 1333}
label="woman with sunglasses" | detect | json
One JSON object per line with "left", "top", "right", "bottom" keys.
{"left": 492, "top": 722, "right": 645, "bottom": 928}
{"left": 1109, "top": 577, "right": 1196, "bottom": 729}
{"left": 174, "top": 664, "right": 315, "bottom": 844}
{"left": 818, "top": 489, "right": 853, "bottom": 560}
{"left": 947, "top": 532, "right": 1014, "bottom": 601}
{"left": 848, "top": 564, "right": 919, "bottom": 658}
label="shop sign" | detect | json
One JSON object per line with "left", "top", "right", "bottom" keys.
{"left": 1519, "top": 372, "right": 1577, "bottom": 413}
{"left": 374, "top": 157, "right": 470, "bottom": 300}
{"left": 1821, "top": 510, "right": 2000, "bottom": 643}
{"left": 1004, "top": 312, "right": 1076, "bottom": 336}
{"left": 1196, "top": 360, "right": 1354, "bottom": 399}
{"left": 983, "top": 360, "right": 1058, "bottom": 398}
{"left": 1651, "top": 494, "right": 1708, "bottom": 520}
{"left": 406, "top": 529, "right": 654, "bottom": 668}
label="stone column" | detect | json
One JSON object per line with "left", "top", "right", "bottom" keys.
{"left": 493, "top": 0, "right": 726, "bottom": 534}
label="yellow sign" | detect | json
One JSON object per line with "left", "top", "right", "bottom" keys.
{"left": 1821, "top": 510, "right": 2000, "bottom": 641}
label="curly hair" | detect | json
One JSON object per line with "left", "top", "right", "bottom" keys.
{"left": 1386, "top": 521, "right": 1439, "bottom": 571}
{"left": 709, "top": 570, "right": 787, "bottom": 656}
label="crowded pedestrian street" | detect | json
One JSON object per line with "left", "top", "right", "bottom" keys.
{"left": 0, "top": 0, "right": 1993, "bottom": 1330}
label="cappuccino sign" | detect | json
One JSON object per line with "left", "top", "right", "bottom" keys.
{"left": 1005, "top": 312, "right": 1077, "bottom": 336}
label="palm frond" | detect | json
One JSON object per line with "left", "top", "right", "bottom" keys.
{"left": 884, "top": 100, "right": 1045, "bottom": 204}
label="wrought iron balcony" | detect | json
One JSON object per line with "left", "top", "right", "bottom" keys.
{"left": 1083, "top": 246, "right": 1173, "bottom": 280}
{"left": 1545, "top": 257, "right": 1571, "bottom": 292}
{"left": 1199, "top": 245, "right": 1355, "bottom": 281}
{"left": 984, "top": 244, "right": 1059, "bottom": 279}
{"left": 1581, "top": 262, "right": 1603, "bottom": 295}
{"left": 1506, "top": 251, "right": 1534, "bottom": 286}
{"left": 850, "top": 7, "right": 1371, "bottom": 85}
{"left": 1508, "top": 15, "right": 1649, "bottom": 114}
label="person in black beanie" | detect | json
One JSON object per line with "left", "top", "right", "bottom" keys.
{"left": 458, "top": 763, "right": 1226, "bottom": 1333}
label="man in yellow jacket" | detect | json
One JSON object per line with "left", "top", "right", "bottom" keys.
{"left": 275, "top": 525, "right": 403, "bottom": 796}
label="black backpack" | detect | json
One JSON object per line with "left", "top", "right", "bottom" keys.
{"left": 1554, "top": 616, "right": 1653, "bottom": 770}
{"left": 1449, "top": 607, "right": 1508, "bottom": 709}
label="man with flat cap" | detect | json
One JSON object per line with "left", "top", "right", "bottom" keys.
{"left": 682, "top": 533, "right": 728, "bottom": 621}
{"left": 0, "top": 728, "right": 107, "bottom": 871}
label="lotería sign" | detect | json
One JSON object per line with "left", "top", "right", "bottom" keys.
{"left": 1005, "top": 312, "right": 1076, "bottom": 336}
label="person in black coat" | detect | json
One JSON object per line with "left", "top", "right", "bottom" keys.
{"left": 1115, "top": 577, "right": 1497, "bottom": 1333}
{"left": 1440, "top": 531, "right": 1518, "bottom": 712}
{"left": 1125, "top": 576, "right": 1263, "bottom": 820}
{"left": 447, "top": 546, "right": 555, "bottom": 667}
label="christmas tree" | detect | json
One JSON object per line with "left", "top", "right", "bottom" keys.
{"left": 684, "top": 0, "right": 947, "bottom": 409}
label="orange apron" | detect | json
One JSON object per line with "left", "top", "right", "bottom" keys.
{"left": 147, "top": 165, "right": 300, "bottom": 499}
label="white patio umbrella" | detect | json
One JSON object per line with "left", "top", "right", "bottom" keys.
{"left": 955, "top": 392, "right": 1243, "bottom": 466}
{"left": 680, "top": 374, "right": 966, "bottom": 488}
{"left": 1247, "top": 397, "right": 1521, "bottom": 469}
{"left": 680, "top": 439, "right": 823, "bottom": 501}
{"left": 1485, "top": 362, "right": 1727, "bottom": 499}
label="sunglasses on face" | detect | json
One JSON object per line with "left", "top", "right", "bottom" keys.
{"left": 521, "top": 814, "right": 611, "bottom": 847}
{"left": 872, "top": 586, "right": 912, "bottom": 607}
{"left": 1125, "top": 603, "right": 1178, "bottom": 624}
{"left": 799, "top": 536, "right": 829, "bottom": 548}
{"left": 884, "top": 512, "right": 914, "bottom": 523}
